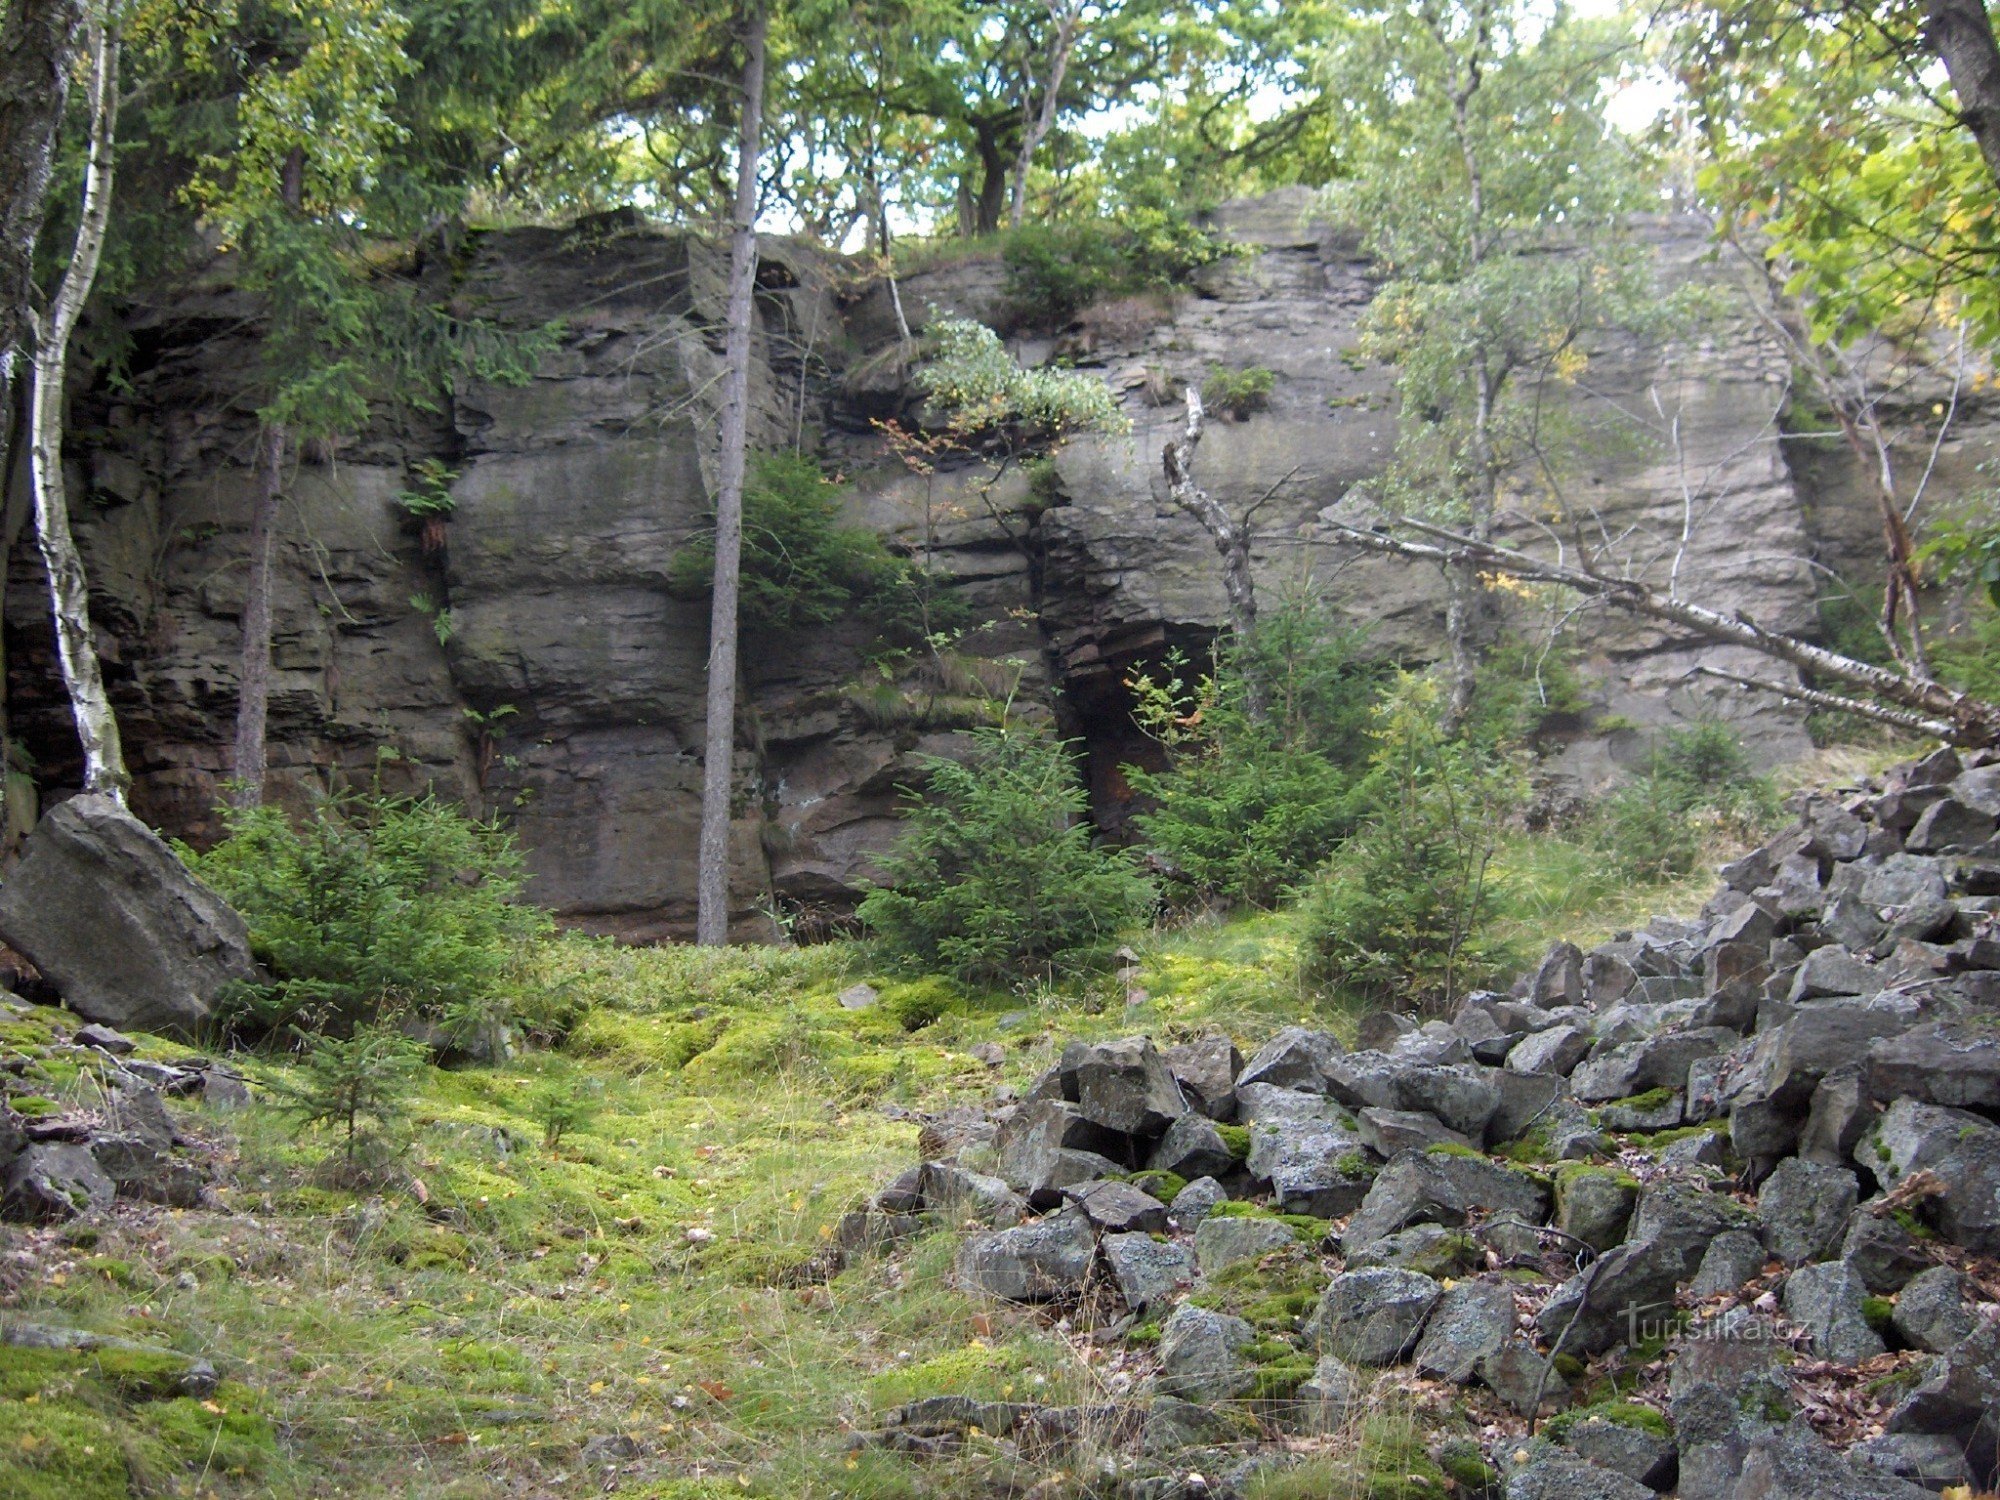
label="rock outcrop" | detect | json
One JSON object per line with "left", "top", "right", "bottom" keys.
{"left": 9, "top": 193, "right": 1972, "bottom": 934}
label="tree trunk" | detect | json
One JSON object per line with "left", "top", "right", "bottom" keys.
{"left": 230, "top": 148, "right": 304, "bottom": 808}
{"left": 1008, "top": 2, "right": 1080, "bottom": 229}
{"left": 1443, "top": 363, "right": 1500, "bottom": 735}
{"left": 695, "top": 0, "right": 768, "bottom": 947}
{"left": 1162, "top": 387, "right": 1267, "bottom": 722}
{"left": 28, "top": 6, "right": 126, "bottom": 801}
{"left": 1925, "top": 0, "right": 2000, "bottom": 189}
{"left": 0, "top": 0, "right": 86, "bottom": 493}
{"left": 231, "top": 421, "right": 285, "bottom": 806}
{"left": 971, "top": 122, "right": 1009, "bottom": 236}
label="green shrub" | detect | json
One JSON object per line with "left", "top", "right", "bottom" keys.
{"left": 1590, "top": 723, "right": 1776, "bottom": 881}
{"left": 668, "top": 452, "right": 942, "bottom": 639}
{"left": 857, "top": 723, "right": 1156, "bottom": 984}
{"left": 917, "top": 315, "right": 1128, "bottom": 437}
{"left": 1300, "top": 675, "right": 1524, "bottom": 1012}
{"left": 1202, "top": 364, "right": 1276, "bottom": 418}
{"left": 1128, "top": 594, "right": 1387, "bottom": 907}
{"left": 189, "top": 784, "right": 551, "bottom": 1043}
{"left": 1000, "top": 216, "right": 1222, "bottom": 329}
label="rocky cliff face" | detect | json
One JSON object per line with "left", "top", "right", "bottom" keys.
{"left": 1, "top": 192, "right": 1933, "bottom": 936}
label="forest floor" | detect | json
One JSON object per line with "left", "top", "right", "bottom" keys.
{"left": 0, "top": 816, "right": 1760, "bottom": 1499}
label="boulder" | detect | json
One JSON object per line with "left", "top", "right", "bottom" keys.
{"left": 89, "top": 1133, "right": 205, "bottom": 1207}
{"left": 1782, "top": 1261, "right": 1886, "bottom": 1362}
{"left": 1236, "top": 1082, "right": 1346, "bottom": 1127}
{"left": 1341, "top": 1148, "right": 1549, "bottom": 1255}
{"left": 1160, "top": 1033, "right": 1241, "bottom": 1120}
{"left": 1101, "top": 1232, "right": 1195, "bottom": 1312}
{"left": 1756, "top": 1158, "right": 1858, "bottom": 1265}
{"left": 992, "top": 1100, "right": 1126, "bottom": 1208}
{"left": 1149, "top": 1113, "right": 1237, "bottom": 1180}
{"left": 1251, "top": 1124, "right": 1376, "bottom": 1218}
{"left": 1885, "top": 1317, "right": 2000, "bottom": 1485}
{"left": 1905, "top": 795, "right": 1996, "bottom": 852}
{"left": 1293, "top": 1354, "right": 1363, "bottom": 1432}
{"left": 1193, "top": 1213, "right": 1296, "bottom": 1275}
{"left": 1313, "top": 1267, "right": 1441, "bottom": 1365}
{"left": 0, "top": 794, "right": 259, "bottom": 1035}
{"left": 1690, "top": 1230, "right": 1769, "bottom": 1297}
{"left": 1863, "top": 1098, "right": 2000, "bottom": 1255}
{"left": 1556, "top": 1409, "right": 1678, "bottom": 1490}
{"left": 917, "top": 1162, "right": 1028, "bottom": 1226}
{"left": 1573, "top": 1028, "right": 1738, "bottom": 1103}
{"left": 1536, "top": 1238, "right": 1682, "bottom": 1355}
{"left": 1629, "top": 1181, "right": 1759, "bottom": 1282}
{"left": 1501, "top": 1448, "right": 1656, "bottom": 1500}
{"left": 1412, "top": 1278, "right": 1514, "bottom": 1382}
{"left": 1479, "top": 1342, "right": 1567, "bottom": 1417}
{"left": 1062, "top": 1036, "right": 1188, "bottom": 1137}
{"left": 1507, "top": 1025, "right": 1591, "bottom": 1078}
{"left": 1848, "top": 1433, "right": 1974, "bottom": 1493}
{"left": 1866, "top": 1021, "right": 2000, "bottom": 1110}
{"left": 955, "top": 1211, "right": 1095, "bottom": 1302}
{"left": 1156, "top": 1304, "right": 1255, "bottom": 1401}
{"left": 1356, "top": 1107, "right": 1468, "bottom": 1157}
{"left": 1888, "top": 1265, "right": 1975, "bottom": 1354}
{"left": 1838, "top": 1212, "right": 1931, "bottom": 1293}
{"left": 1731, "top": 1422, "right": 1935, "bottom": 1500}
{"left": 1530, "top": 942, "right": 1586, "bottom": 1007}
{"left": 2, "top": 1142, "right": 114, "bottom": 1222}
{"left": 1787, "top": 947, "right": 1885, "bottom": 1001}
{"left": 1554, "top": 1166, "right": 1638, "bottom": 1253}
{"left": 1598, "top": 1092, "right": 1684, "bottom": 1132}
{"left": 1169, "top": 1175, "right": 1227, "bottom": 1230}
{"left": 1235, "top": 1026, "right": 1340, "bottom": 1093}
{"left": 1062, "top": 1179, "right": 1168, "bottom": 1234}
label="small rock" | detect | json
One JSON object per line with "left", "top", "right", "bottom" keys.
{"left": 1756, "top": 1158, "right": 1858, "bottom": 1266}
{"left": 1063, "top": 1179, "right": 1169, "bottom": 1234}
{"left": 1848, "top": 1432, "right": 1974, "bottom": 1492}
{"left": 1839, "top": 1212, "right": 1932, "bottom": 1293}
{"left": 838, "top": 983, "right": 879, "bottom": 1010}
{"left": 1193, "top": 1213, "right": 1296, "bottom": 1276}
{"left": 1149, "top": 1113, "right": 1237, "bottom": 1180}
{"left": 1293, "top": 1354, "right": 1363, "bottom": 1432}
{"left": 1168, "top": 1175, "right": 1227, "bottom": 1231}
{"left": 1412, "top": 1278, "right": 1513, "bottom": 1382}
{"left": 3, "top": 1142, "right": 114, "bottom": 1222}
{"left": 956, "top": 1211, "right": 1095, "bottom": 1302}
{"left": 1502, "top": 1447, "right": 1656, "bottom": 1500}
{"left": 74, "top": 1023, "right": 135, "bottom": 1054}
{"left": 1156, "top": 1304, "right": 1255, "bottom": 1402}
{"left": 1102, "top": 1232, "right": 1196, "bottom": 1312}
{"left": 1554, "top": 1166, "right": 1638, "bottom": 1253}
{"left": 1690, "top": 1230, "right": 1768, "bottom": 1298}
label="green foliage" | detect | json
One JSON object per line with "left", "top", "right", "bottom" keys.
{"left": 1300, "top": 676, "right": 1524, "bottom": 1011}
{"left": 1202, "top": 363, "right": 1276, "bottom": 419}
{"left": 916, "top": 316, "right": 1129, "bottom": 438}
{"left": 858, "top": 724, "right": 1156, "bottom": 984}
{"left": 187, "top": 785, "right": 552, "bottom": 1042}
{"left": 1590, "top": 724, "right": 1777, "bottom": 882}
{"left": 1128, "top": 591, "right": 1387, "bottom": 908}
{"left": 392, "top": 456, "right": 459, "bottom": 520}
{"left": 272, "top": 1020, "right": 429, "bottom": 1168}
{"left": 668, "top": 453, "right": 937, "bottom": 637}
{"left": 531, "top": 1069, "right": 603, "bottom": 1150}
{"left": 999, "top": 216, "right": 1223, "bottom": 329}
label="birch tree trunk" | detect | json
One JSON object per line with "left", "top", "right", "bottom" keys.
{"left": 28, "top": 5, "right": 126, "bottom": 801}
{"left": 1163, "top": 386, "right": 1267, "bottom": 723}
{"left": 0, "top": 0, "right": 86, "bottom": 492}
{"left": 695, "top": 0, "right": 768, "bottom": 946}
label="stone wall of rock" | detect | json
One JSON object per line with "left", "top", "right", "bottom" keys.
{"left": 840, "top": 749, "right": 2000, "bottom": 1498}
{"left": 7, "top": 193, "right": 1986, "bottom": 934}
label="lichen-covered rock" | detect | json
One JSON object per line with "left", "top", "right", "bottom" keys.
{"left": 3, "top": 1142, "right": 115, "bottom": 1222}
{"left": 955, "top": 1211, "right": 1094, "bottom": 1302}
{"left": 1554, "top": 1166, "right": 1638, "bottom": 1253}
{"left": 1756, "top": 1158, "right": 1858, "bottom": 1265}
{"left": 1690, "top": 1230, "right": 1768, "bottom": 1298}
{"left": 1160, "top": 1033, "right": 1241, "bottom": 1120}
{"left": 1149, "top": 1112, "right": 1237, "bottom": 1180}
{"left": 1500, "top": 1447, "right": 1656, "bottom": 1500}
{"left": 1863, "top": 1097, "right": 2000, "bottom": 1254}
{"left": 1341, "top": 1148, "right": 1549, "bottom": 1254}
{"left": 1412, "top": 1278, "right": 1514, "bottom": 1382}
{"left": 1292, "top": 1354, "right": 1362, "bottom": 1433}
{"left": 1101, "top": 1232, "right": 1195, "bottom": 1312}
{"left": 1062, "top": 1179, "right": 1169, "bottom": 1234}
{"left": 1838, "top": 1212, "right": 1931, "bottom": 1293}
{"left": 992, "top": 1100, "right": 1126, "bottom": 1208}
{"left": 1732, "top": 1422, "right": 1935, "bottom": 1500}
{"left": 1313, "top": 1267, "right": 1440, "bottom": 1366}
{"left": 1235, "top": 1026, "right": 1340, "bottom": 1094}
{"left": 1536, "top": 1237, "right": 1682, "bottom": 1356}
{"left": 1193, "top": 1213, "right": 1296, "bottom": 1276}
{"left": 1169, "top": 1175, "right": 1226, "bottom": 1230}
{"left": 1248, "top": 1123, "right": 1375, "bottom": 1218}
{"left": 1888, "top": 1265, "right": 1974, "bottom": 1354}
{"left": 1885, "top": 1316, "right": 2000, "bottom": 1481}
{"left": 1782, "top": 1261, "right": 1886, "bottom": 1362}
{"left": 1156, "top": 1304, "right": 1255, "bottom": 1402}
{"left": 1866, "top": 1021, "right": 2000, "bottom": 1111}
{"left": 1356, "top": 1107, "right": 1468, "bottom": 1157}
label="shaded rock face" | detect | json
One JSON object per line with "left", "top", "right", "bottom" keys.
{"left": 11, "top": 198, "right": 1881, "bottom": 928}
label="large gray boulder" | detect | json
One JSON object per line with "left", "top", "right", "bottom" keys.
{"left": 3, "top": 1142, "right": 115, "bottom": 1222}
{"left": 1411, "top": 1278, "right": 1514, "bottom": 1382}
{"left": 0, "top": 794, "right": 258, "bottom": 1035}
{"left": 1313, "top": 1267, "right": 1441, "bottom": 1365}
{"left": 1156, "top": 1304, "right": 1255, "bottom": 1401}
{"left": 1341, "top": 1147, "right": 1549, "bottom": 1254}
{"left": 1863, "top": 1098, "right": 2000, "bottom": 1255}
{"left": 1782, "top": 1261, "right": 1886, "bottom": 1362}
{"left": 1062, "top": 1036, "right": 1188, "bottom": 1137}
{"left": 1889, "top": 1266, "right": 1975, "bottom": 1354}
{"left": 1885, "top": 1316, "right": 2000, "bottom": 1484}
{"left": 955, "top": 1211, "right": 1094, "bottom": 1302}
{"left": 1756, "top": 1158, "right": 1857, "bottom": 1266}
